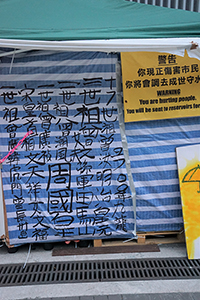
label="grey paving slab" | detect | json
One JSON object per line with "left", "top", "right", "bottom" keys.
{"left": 163, "top": 293, "right": 196, "bottom": 300}
{"left": 17, "top": 294, "right": 200, "bottom": 300}
{"left": 25, "top": 298, "right": 81, "bottom": 300}
{"left": 161, "top": 294, "right": 182, "bottom": 300}
{"left": 183, "top": 295, "right": 196, "bottom": 300}
{"left": 192, "top": 294, "right": 200, "bottom": 300}
{"left": 0, "top": 242, "right": 188, "bottom": 265}
{"left": 148, "top": 296, "right": 163, "bottom": 300}
{"left": 122, "top": 295, "right": 151, "bottom": 300}
{"left": 126, "top": 294, "right": 199, "bottom": 300}
{"left": 122, "top": 295, "right": 200, "bottom": 300}
{"left": 108, "top": 295, "right": 122, "bottom": 300}
{"left": 64, "top": 298, "right": 80, "bottom": 300}
{"left": 178, "top": 293, "right": 194, "bottom": 300}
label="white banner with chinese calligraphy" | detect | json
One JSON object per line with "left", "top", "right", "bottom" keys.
{"left": 121, "top": 51, "right": 200, "bottom": 122}
{"left": 0, "top": 50, "right": 136, "bottom": 246}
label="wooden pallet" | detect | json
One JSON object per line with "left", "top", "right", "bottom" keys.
{"left": 136, "top": 230, "right": 185, "bottom": 245}
{"left": 93, "top": 230, "right": 185, "bottom": 247}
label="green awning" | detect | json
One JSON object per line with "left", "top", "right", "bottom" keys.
{"left": 0, "top": 0, "right": 200, "bottom": 41}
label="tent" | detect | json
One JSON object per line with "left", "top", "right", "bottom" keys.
{"left": 0, "top": 0, "right": 200, "bottom": 247}
{"left": 0, "top": 0, "right": 200, "bottom": 54}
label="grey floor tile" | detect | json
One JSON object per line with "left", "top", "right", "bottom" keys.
{"left": 191, "top": 293, "right": 200, "bottom": 300}
{"left": 122, "top": 294, "right": 150, "bottom": 300}
{"left": 161, "top": 294, "right": 182, "bottom": 300}
{"left": 157, "top": 293, "right": 195, "bottom": 300}
{"left": 148, "top": 294, "right": 163, "bottom": 300}
{"left": 108, "top": 295, "right": 122, "bottom": 300}
{"left": 27, "top": 298, "right": 81, "bottom": 300}
{"left": 179, "top": 293, "right": 194, "bottom": 300}
{"left": 19, "top": 294, "right": 200, "bottom": 300}
{"left": 30, "top": 296, "right": 80, "bottom": 300}
{"left": 95, "top": 296, "right": 108, "bottom": 300}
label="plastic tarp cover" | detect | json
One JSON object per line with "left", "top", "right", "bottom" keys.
{"left": 125, "top": 116, "right": 200, "bottom": 232}
{"left": 0, "top": 51, "right": 136, "bottom": 246}
{"left": 0, "top": 0, "right": 200, "bottom": 41}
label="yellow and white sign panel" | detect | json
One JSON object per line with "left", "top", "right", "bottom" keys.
{"left": 176, "top": 144, "right": 200, "bottom": 259}
{"left": 121, "top": 51, "right": 200, "bottom": 122}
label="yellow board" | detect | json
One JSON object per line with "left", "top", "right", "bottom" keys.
{"left": 176, "top": 144, "right": 200, "bottom": 259}
{"left": 121, "top": 51, "right": 200, "bottom": 122}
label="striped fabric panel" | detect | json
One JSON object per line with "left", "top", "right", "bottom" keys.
{"left": 0, "top": 50, "right": 135, "bottom": 246}
{"left": 129, "top": 0, "right": 200, "bottom": 13}
{"left": 125, "top": 116, "right": 200, "bottom": 232}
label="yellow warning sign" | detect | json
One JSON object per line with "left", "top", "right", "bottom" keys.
{"left": 121, "top": 51, "right": 200, "bottom": 122}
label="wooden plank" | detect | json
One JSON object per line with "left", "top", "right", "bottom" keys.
{"left": 137, "top": 230, "right": 183, "bottom": 236}
{"left": 1, "top": 172, "right": 10, "bottom": 247}
{"left": 93, "top": 239, "right": 102, "bottom": 247}
{"left": 137, "top": 235, "right": 146, "bottom": 244}
{"left": 136, "top": 230, "right": 185, "bottom": 245}
{"left": 102, "top": 230, "right": 185, "bottom": 247}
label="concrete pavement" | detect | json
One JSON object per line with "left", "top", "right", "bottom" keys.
{"left": 0, "top": 241, "right": 200, "bottom": 300}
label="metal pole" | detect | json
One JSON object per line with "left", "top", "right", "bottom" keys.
{"left": 175, "top": 0, "right": 179, "bottom": 9}
{"left": 197, "top": 0, "right": 200, "bottom": 12}
{"left": 166, "top": 0, "right": 170, "bottom": 8}
{"left": 160, "top": 0, "right": 164, "bottom": 7}
{"left": 182, "top": 0, "right": 186, "bottom": 10}
{"left": 190, "top": 0, "right": 194, "bottom": 11}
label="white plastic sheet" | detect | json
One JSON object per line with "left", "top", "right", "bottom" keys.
{"left": 0, "top": 37, "right": 200, "bottom": 58}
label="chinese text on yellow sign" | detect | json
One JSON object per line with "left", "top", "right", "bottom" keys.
{"left": 121, "top": 51, "right": 200, "bottom": 122}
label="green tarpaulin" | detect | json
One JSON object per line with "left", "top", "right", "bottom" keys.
{"left": 0, "top": 0, "right": 200, "bottom": 41}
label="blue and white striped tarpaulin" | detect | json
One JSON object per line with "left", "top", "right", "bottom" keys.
{"left": 125, "top": 116, "right": 200, "bottom": 232}
{"left": 0, "top": 50, "right": 136, "bottom": 246}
